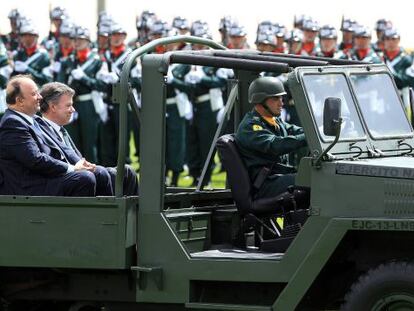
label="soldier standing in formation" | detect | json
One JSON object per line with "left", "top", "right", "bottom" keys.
{"left": 227, "top": 22, "right": 250, "bottom": 49}
{"left": 98, "top": 22, "right": 135, "bottom": 166}
{"left": 96, "top": 12, "right": 112, "bottom": 57}
{"left": 172, "top": 16, "right": 191, "bottom": 50}
{"left": 382, "top": 28, "right": 414, "bottom": 112}
{"left": 373, "top": 18, "right": 392, "bottom": 53}
{"left": 49, "top": 19, "right": 75, "bottom": 81}
{"left": 316, "top": 25, "right": 339, "bottom": 58}
{"left": 338, "top": 18, "right": 356, "bottom": 55}
{"left": 256, "top": 30, "right": 277, "bottom": 53}
{"left": 340, "top": 25, "right": 382, "bottom": 63}
{"left": 42, "top": 6, "right": 68, "bottom": 57}
{"left": 2, "top": 9, "right": 23, "bottom": 53}
{"left": 287, "top": 29, "right": 304, "bottom": 55}
{"left": 165, "top": 28, "right": 191, "bottom": 186}
{"left": 0, "top": 41, "right": 11, "bottom": 114}
{"left": 11, "top": 19, "right": 51, "bottom": 86}
{"left": 301, "top": 19, "right": 319, "bottom": 56}
{"left": 183, "top": 23, "right": 227, "bottom": 186}
{"left": 57, "top": 26, "right": 104, "bottom": 164}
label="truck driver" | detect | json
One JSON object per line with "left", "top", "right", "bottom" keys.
{"left": 235, "top": 76, "right": 307, "bottom": 199}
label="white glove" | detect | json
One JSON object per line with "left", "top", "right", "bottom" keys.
{"left": 14, "top": 61, "right": 28, "bottom": 73}
{"left": 105, "top": 72, "right": 119, "bottom": 84}
{"left": 184, "top": 71, "right": 203, "bottom": 84}
{"left": 0, "top": 65, "right": 13, "bottom": 79}
{"left": 130, "top": 63, "right": 142, "bottom": 78}
{"left": 98, "top": 103, "right": 109, "bottom": 123}
{"left": 52, "top": 61, "right": 61, "bottom": 72}
{"left": 166, "top": 70, "right": 174, "bottom": 84}
{"left": 44, "top": 40, "right": 55, "bottom": 50}
{"left": 42, "top": 66, "right": 53, "bottom": 78}
{"left": 216, "top": 106, "right": 225, "bottom": 124}
{"left": 216, "top": 68, "right": 234, "bottom": 79}
{"left": 71, "top": 68, "right": 85, "bottom": 80}
{"left": 185, "top": 108, "right": 193, "bottom": 120}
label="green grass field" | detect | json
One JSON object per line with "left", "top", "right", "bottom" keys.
{"left": 172, "top": 164, "right": 227, "bottom": 189}
{"left": 129, "top": 135, "right": 227, "bottom": 189}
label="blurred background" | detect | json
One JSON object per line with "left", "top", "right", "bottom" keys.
{"left": 1, "top": 0, "right": 413, "bottom": 49}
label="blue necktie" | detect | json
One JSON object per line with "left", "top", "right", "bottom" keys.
{"left": 60, "top": 127, "right": 82, "bottom": 158}
{"left": 33, "top": 120, "right": 68, "bottom": 163}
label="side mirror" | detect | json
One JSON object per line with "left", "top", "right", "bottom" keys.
{"left": 323, "top": 97, "right": 342, "bottom": 136}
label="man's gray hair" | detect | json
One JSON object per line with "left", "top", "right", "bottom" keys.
{"left": 39, "top": 82, "right": 75, "bottom": 113}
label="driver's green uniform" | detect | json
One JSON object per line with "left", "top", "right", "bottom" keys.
{"left": 235, "top": 109, "right": 307, "bottom": 199}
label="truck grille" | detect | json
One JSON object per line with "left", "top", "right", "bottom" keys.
{"left": 384, "top": 180, "right": 414, "bottom": 216}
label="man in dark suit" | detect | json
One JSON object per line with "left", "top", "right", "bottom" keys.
{"left": 0, "top": 74, "right": 97, "bottom": 196}
{"left": 39, "top": 81, "right": 139, "bottom": 196}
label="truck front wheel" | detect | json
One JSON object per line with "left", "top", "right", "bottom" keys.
{"left": 341, "top": 261, "right": 414, "bottom": 311}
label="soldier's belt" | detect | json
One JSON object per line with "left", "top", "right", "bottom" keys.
{"left": 76, "top": 93, "right": 93, "bottom": 101}
{"left": 166, "top": 97, "right": 177, "bottom": 105}
{"left": 195, "top": 94, "right": 211, "bottom": 103}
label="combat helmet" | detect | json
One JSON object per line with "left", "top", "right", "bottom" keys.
{"left": 384, "top": 28, "right": 400, "bottom": 40}
{"left": 248, "top": 77, "right": 286, "bottom": 104}
{"left": 319, "top": 25, "right": 338, "bottom": 39}
{"left": 19, "top": 18, "right": 39, "bottom": 36}
{"left": 50, "top": 6, "right": 68, "bottom": 20}
{"left": 172, "top": 16, "right": 189, "bottom": 30}
{"left": 60, "top": 19, "right": 76, "bottom": 38}
{"left": 255, "top": 30, "right": 276, "bottom": 47}
{"left": 74, "top": 26, "right": 91, "bottom": 41}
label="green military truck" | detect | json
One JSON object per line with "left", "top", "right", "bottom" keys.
{"left": 0, "top": 37, "right": 413, "bottom": 311}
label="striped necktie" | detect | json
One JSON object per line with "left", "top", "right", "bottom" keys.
{"left": 60, "top": 127, "right": 74, "bottom": 149}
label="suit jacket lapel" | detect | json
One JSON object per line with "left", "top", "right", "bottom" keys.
{"left": 5, "top": 110, "right": 69, "bottom": 163}
{"left": 36, "top": 117, "right": 81, "bottom": 163}
{"left": 6, "top": 110, "right": 49, "bottom": 146}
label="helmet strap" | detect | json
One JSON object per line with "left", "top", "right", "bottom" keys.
{"left": 261, "top": 101, "right": 277, "bottom": 117}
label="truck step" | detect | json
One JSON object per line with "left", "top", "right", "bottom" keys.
{"left": 185, "top": 302, "right": 272, "bottom": 310}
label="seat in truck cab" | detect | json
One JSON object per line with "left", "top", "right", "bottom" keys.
{"left": 216, "top": 134, "right": 309, "bottom": 252}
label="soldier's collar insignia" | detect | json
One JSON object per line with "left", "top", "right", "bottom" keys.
{"left": 252, "top": 124, "right": 263, "bottom": 131}
{"left": 262, "top": 116, "right": 278, "bottom": 128}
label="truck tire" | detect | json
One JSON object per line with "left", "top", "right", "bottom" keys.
{"left": 341, "top": 261, "right": 414, "bottom": 311}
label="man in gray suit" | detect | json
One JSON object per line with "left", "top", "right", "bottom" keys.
{"left": 39, "top": 81, "right": 139, "bottom": 196}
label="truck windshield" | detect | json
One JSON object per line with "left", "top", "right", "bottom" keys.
{"left": 350, "top": 73, "right": 413, "bottom": 139}
{"left": 303, "top": 73, "right": 365, "bottom": 142}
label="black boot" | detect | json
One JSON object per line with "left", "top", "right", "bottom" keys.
{"left": 171, "top": 171, "right": 179, "bottom": 187}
